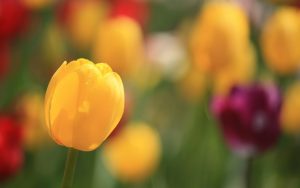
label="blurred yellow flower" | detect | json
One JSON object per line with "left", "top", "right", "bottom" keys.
{"left": 44, "top": 58, "right": 125, "bottom": 151}
{"left": 92, "top": 17, "right": 144, "bottom": 78}
{"left": 261, "top": 7, "right": 300, "bottom": 75}
{"left": 16, "top": 91, "right": 49, "bottom": 150}
{"left": 21, "top": 0, "right": 53, "bottom": 9}
{"left": 281, "top": 82, "right": 300, "bottom": 134}
{"left": 190, "top": 2, "right": 249, "bottom": 74}
{"left": 103, "top": 122, "right": 161, "bottom": 182}
{"left": 66, "top": 0, "right": 108, "bottom": 49}
{"left": 190, "top": 2, "right": 255, "bottom": 95}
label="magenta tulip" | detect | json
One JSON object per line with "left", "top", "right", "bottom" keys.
{"left": 212, "top": 84, "right": 281, "bottom": 157}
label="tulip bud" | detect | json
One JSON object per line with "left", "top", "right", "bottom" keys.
{"left": 281, "top": 82, "right": 300, "bottom": 134}
{"left": 92, "top": 17, "right": 144, "bottom": 78}
{"left": 103, "top": 122, "right": 161, "bottom": 182}
{"left": 44, "top": 58, "right": 125, "bottom": 151}
{"left": 261, "top": 7, "right": 300, "bottom": 75}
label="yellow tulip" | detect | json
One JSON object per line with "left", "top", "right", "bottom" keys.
{"left": 66, "top": 0, "right": 108, "bottom": 50}
{"left": 44, "top": 58, "right": 125, "bottom": 151}
{"left": 92, "top": 17, "right": 144, "bottom": 78}
{"left": 190, "top": 2, "right": 249, "bottom": 75}
{"left": 103, "top": 122, "right": 161, "bottom": 182}
{"left": 281, "top": 82, "right": 300, "bottom": 134}
{"left": 261, "top": 7, "right": 300, "bottom": 75}
{"left": 189, "top": 2, "right": 255, "bottom": 95}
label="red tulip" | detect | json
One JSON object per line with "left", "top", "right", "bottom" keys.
{"left": 109, "top": 0, "right": 149, "bottom": 27}
{"left": 0, "top": 116, "right": 23, "bottom": 181}
{"left": 0, "top": 0, "right": 29, "bottom": 40}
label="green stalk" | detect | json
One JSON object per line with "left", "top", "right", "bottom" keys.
{"left": 245, "top": 157, "right": 253, "bottom": 188}
{"left": 61, "top": 148, "right": 79, "bottom": 188}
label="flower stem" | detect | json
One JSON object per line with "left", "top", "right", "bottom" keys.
{"left": 61, "top": 148, "right": 79, "bottom": 188}
{"left": 245, "top": 157, "right": 253, "bottom": 188}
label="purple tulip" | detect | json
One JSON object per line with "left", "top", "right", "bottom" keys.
{"left": 212, "top": 84, "right": 281, "bottom": 157}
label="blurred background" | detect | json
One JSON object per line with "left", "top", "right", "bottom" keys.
{"left": 1, "top": 0, "right": 300, "bottom": 187}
